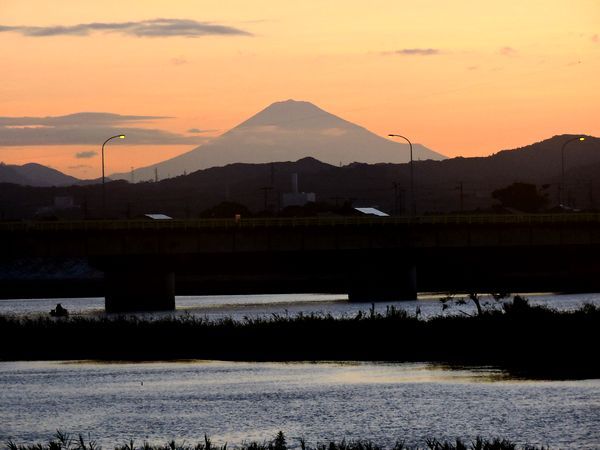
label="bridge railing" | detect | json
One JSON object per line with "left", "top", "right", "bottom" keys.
{"left": 1, "top": 213, "right": 600, "bottom": 233}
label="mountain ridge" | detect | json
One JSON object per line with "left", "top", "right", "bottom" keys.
{"left": 111, "top": 99, "right": 446, "bottom": 181}
{"left": 1, "top": 134, "right": 597, "bottom": 191}
{"left": 1, "top": 134, "right": 599, "bottom": 219}
{"left": 0, "top": 162, "right": 80, "bottom": 187}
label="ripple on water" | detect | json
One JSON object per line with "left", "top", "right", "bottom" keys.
{"left": 0, "top": 361, "right": 599, "bottom": 449}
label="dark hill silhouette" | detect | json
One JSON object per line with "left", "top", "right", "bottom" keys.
{"left": 111, "top": 99, "right": 445, "bottom": 181}
{"left": 411, "top": 134, "right": 599, "bottom": 186}
{"left": 0, "top": 163, "right": 25, "bottom": 185}
{"left": 0, "top": 162, "right": 80, "bottom": 187}
{"left": 1, "top": 134, "right": 598, "bottom": 218}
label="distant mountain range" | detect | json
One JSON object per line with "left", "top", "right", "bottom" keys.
{"left": 0, "top": 102, "right": 598, "bottom": 214}
{"left": 0, "top": 162, "right": 80, "bottom": 187}
{"left": 112, "top": 99, "right": 446, "bottom": 181}
{"left": 147, "top": 134, "right": 599, "bottom": 212}
{"left": 1, "top": 134, "right": 599, "bottom": 219}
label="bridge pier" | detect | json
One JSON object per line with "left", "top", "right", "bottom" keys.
{"left": 104, "top": 269, "right": 175, "bottom": 313}
{"left": 347, "top": 263, "right": 417, "bottom": 302}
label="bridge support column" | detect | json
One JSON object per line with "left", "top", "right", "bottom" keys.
{"left": 104, "top": 269, "right": 175, "bottom": 313}
{"left": 347, "top": 264, "right": 417, "bottom": 302}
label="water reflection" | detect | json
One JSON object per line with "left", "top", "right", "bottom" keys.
{"left": 1, "top": 361, "right": 598, "bottom": 449}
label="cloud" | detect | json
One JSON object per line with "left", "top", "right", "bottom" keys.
{"left": 0, "top": 112, "right": 169, "bottom": 127}
{"left": 68, "top": 164, "right": 92, "bottom": 170}
{"left": 187, "top": 128, "right": 218, "bottom": 134}
{"left": 171, "top": 57, "right": 188, "bottom": 65}
{"left": 0, "top": 18, "right": 252, "bottom": 38}
{"left": 320, "top": 128, "right": 347, "bottom": 137}
{"left": 499, "top": 46, "right": 517, "bottom": 56}
{"left": 75, "top": 151, "right": 98, "bottom": 159}
{"left": 0, "top": 112, "right": 203, "bottom": 146}
{"left": 592, "top": 34, "right": 599, "bottom": 43}
{"left": 384, "top": 48, "right": 441, "bottom": 56}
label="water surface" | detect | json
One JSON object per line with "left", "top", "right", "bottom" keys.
{"left": 0, "top": 361, "right": 598, "bottom": 449}
{"left": 1, "top": 292, "right": 598, "bottom": 320}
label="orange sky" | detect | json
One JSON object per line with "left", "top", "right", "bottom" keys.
{"left": 1, "top": 0, "right": 599, "bottom": 178}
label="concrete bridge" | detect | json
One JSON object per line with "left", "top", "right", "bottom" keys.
{"left": 1, "top": 214, "right": 599, "bottom": 312}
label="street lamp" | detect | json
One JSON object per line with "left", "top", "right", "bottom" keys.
{"left": 560, "top": 136, "right": 585, "bottom": 207}
{"left": 102, "top": 134, "right": 125, "bottom": 217}
{"left": 388, "top": 134, "right": 415, "bottom": 215}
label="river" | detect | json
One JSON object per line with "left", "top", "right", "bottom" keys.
{"left": 1, "top": 293, "right": 599, "bottom": 449}
{"left": 1, "top": 292, "right": 599, "bottom": 320}
{"left": 0, "top": 360, "right": 598, "bottom": 449}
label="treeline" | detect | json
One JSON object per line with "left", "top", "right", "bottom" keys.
{"left": 3, "top": 135, "right": 600, "bottom": 220}
{"left": 1, "top": 299, "right": 598, "bottom": 378}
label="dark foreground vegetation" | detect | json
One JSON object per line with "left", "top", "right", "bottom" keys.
{"left": 1, "top": 298, "right": 598, "bottom": 378}
{"left": 5, "top": 431, "right": 553, "bottom": 450}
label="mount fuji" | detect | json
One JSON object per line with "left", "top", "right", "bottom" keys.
{"left": 113, "top": 99, "right": 446, "bottom": 181}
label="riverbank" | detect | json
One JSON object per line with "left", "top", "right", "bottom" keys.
{"left": 1, "top": 298, "right": 598, "bottom": 378}
{"left": 5, "top": 431, "right": 552, "bottom": 450}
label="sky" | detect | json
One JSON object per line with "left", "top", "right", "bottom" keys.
{"left": 1, "top": 0, "right": 599, "bottom": 178}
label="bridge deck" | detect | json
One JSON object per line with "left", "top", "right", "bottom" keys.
{"left": 1, "top": 213, "right": 600, "bottom": 232}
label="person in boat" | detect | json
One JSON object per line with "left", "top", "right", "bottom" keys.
{"left": 50, "top": 303, "right": 69, "bottom": 317}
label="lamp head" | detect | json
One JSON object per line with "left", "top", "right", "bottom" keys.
{"left": 119, "top": 134, "right": 126, "bottom": 139}
{"left": 579, "top": 137, "right": 585, "bottom": 141}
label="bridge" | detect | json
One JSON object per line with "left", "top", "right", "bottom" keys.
{"left": 1, "top": 214, "right": 599, "bottom": 312}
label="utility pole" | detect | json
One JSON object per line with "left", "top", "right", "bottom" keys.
{"left": 101, "top": 134, "right": 125, "bottom": 218}
{"left": 270, "top": 162, "right": 275, "bottom": 186}
{"left": 560, "top": 136, "right": 586, "bottom": 206}
{"left": 259, "top": 163, "right": 276, "bottom": 213}
{"left": 260, "top": 186, "right": 273, "bottom": 212}
{"left": 331, "top": 196, "right": 343, "bottom": 208}
{"left": 130, "top": 167, "right": 134, "bottom": 184}
{"left": 154, "top": 168, "right": 159, "bottom": 183}
{"left": 388, "top": 134, "right": 415, "bottom": 215}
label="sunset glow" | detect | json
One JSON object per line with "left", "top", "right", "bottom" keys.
{"left": 1, "top": 0, "right": 599, "bottom": 178}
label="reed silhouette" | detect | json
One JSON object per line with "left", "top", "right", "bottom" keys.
{"left": 5, "top": 431, "right": 552, "bottom": 450}
{"left": 1, "top": 298, "right": 597, "bottom": 378}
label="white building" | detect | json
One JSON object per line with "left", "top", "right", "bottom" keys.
{"left": 282, "top": 173, "right": 316, "bottom": 208}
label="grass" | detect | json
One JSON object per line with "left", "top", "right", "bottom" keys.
{"left": 4, "top": 431, "right": 552, "bottom": 450}
{"left": 1, "top": 298, "right": 598, "bottom": 378}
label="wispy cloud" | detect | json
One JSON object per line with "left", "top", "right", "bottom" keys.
{"left": 75, "top": 151, "right": 97, "bottom": 159}
{"left": 0, "top": 112, "right": 168, "bottom": 127}
{"left": 0, "top": 18, "right": 252, "bottom": 38}
{"left": 592, "top": 34, "right": 599, "bottom": 43}
{"left": 499, "top": 46, "right": 517, "bottom": 56}
{"left": 68, "top": 164, "right": 92, "bottom": 170}
{"left": 383, "top": 48, "right": 441, "bottom": 56}
{"left": 171, "top": 57, "right": 189, "bottom": 65}
{"left": 187, "top": 128, "right": 218, "bottom": 134}
{"left": 0, "top": 112, "right": 203, "bottom": 146}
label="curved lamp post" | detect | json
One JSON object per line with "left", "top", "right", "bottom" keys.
{"left": 560, "top": 136, "right": 585, "bottom": 207}
{"left": 102, "top": 134, "right": 125, "bottom": 217}
{"left": 388, "top": 134, "right": 415, "bottom": 216}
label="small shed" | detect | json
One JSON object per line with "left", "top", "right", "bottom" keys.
{"left": 143, "top": 213, "right": 173, "bottom": 220}
{"left": 354, "top": 207, "right": 389, "bottom": 217}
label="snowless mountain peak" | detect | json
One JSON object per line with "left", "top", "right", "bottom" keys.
{"left": 112, "top": 100, "right": 446, "bottom": 181}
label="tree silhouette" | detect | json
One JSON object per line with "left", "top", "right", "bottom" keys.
{"left": 492, "top": 182, "right": 548, "bottom": 212}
